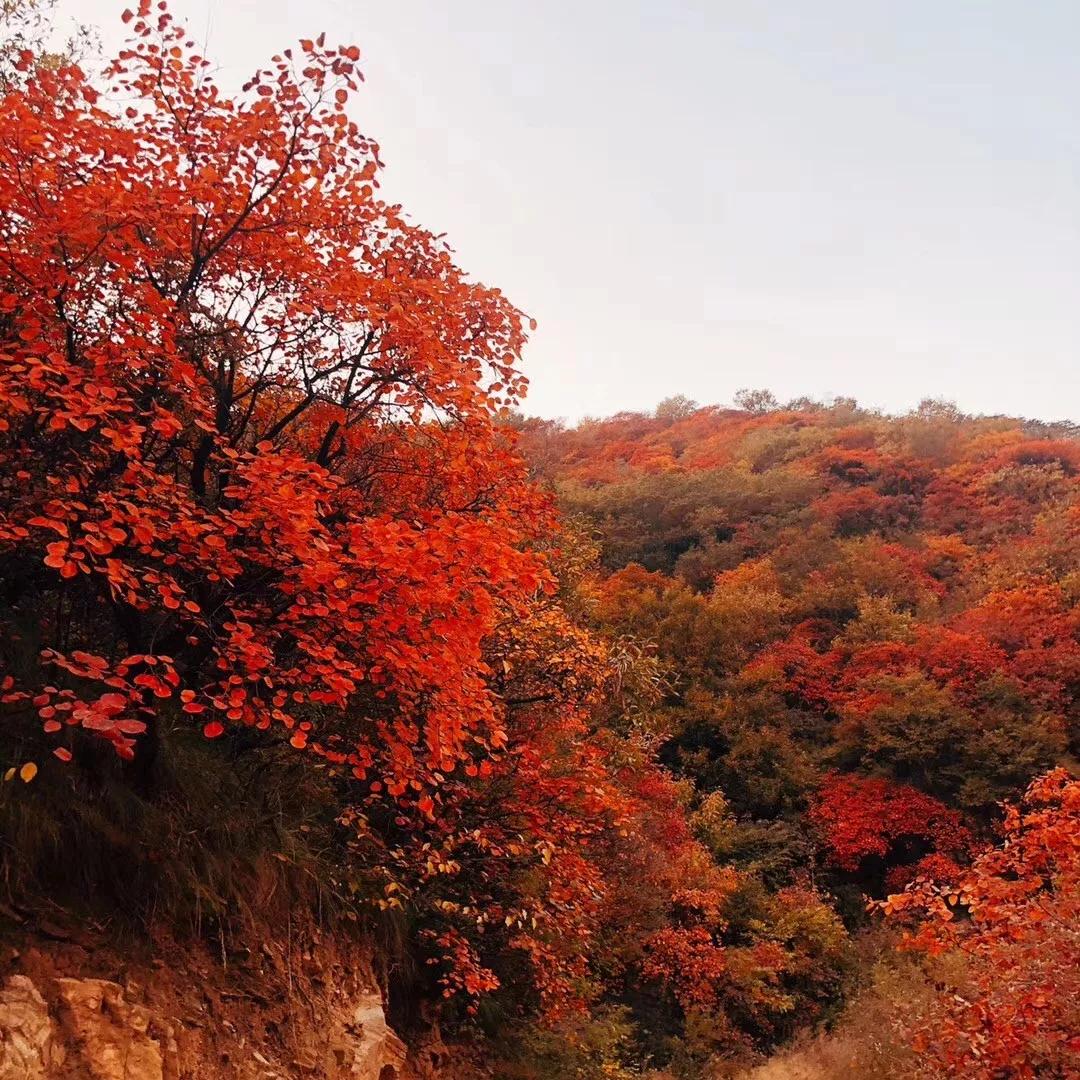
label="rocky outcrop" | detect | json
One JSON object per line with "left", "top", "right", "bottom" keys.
{"left": 342, "top": 991, "right": 407, "bottom": 1077}
{"left": 0, "top": 970, "right": 409, "bottom": 1079}
{"left": 55, "top": 977, "right": 180, "bottom": 1080}
{"left": 0, "top": 974, "right": 64, "bottom": 1080}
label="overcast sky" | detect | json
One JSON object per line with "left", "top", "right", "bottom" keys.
{"left": 59, "top": 0, "right": 1080, "bottom": 423}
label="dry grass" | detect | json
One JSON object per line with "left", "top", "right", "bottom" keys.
{"left": 736, "top": 939, "right": 939, "bottom": 1080}
{"left": 0, "top": 720, "right": 350, "bottom": 943}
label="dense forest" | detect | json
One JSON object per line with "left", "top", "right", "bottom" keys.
{"left": 516, "top": 395, "right": 1080, "bottom": 1075}
{"left": 0, "top": 5, "right": 1077, "bottom": 1079}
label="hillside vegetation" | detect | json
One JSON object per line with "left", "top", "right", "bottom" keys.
{"left": 516, "top": 396, "right": 1080, "bottom": 1075}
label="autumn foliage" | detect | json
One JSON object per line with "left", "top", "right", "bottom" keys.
{"left": 521, "top": 396, "right": 1080, "bottom": 1073}
{"left": 0, "top": 0, "right": 623, "bottom": 1022}
{"left": 883, "top": 770, "right": 1080, "bottom": 1079}
{"left": 810, "top": 773, "right": 971, "bottom": 881}
{"left": 1, "top": 7, "right": 1078, "bottom": 1078}
{"left": 0, "top": 2, "right": 543, "bottom": 780}
{"left": 0, "top": 7, "right": 848, "bottom": 1052}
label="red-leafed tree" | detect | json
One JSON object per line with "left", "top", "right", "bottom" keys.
{"left": 0, "top": 2, "right": 544, "bottom": 795}
{"left": 810, "top": 773, "right": 972, "bottom": 892}
{"left": 883, "top": 769, "right": 1080, "bottom": 1078}
{"left": 0, "top": 1, "right": 634, "bottom": 1017}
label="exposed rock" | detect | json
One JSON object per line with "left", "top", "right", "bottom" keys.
{"left": 3, "top": 942, "right": 418, "bottom": 1080}
{"left": 55, "top": 977, "right": 179, "bottom": 1080}
{"left": 0, "top": 974, "right": 63, "bottom": 1080}
{"left": 340, "top": 991, "right": 408, "bottom": 1079}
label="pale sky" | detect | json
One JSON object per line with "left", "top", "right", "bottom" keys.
{"left": 59, "top": 1, "right": 1080, "bottom": 422}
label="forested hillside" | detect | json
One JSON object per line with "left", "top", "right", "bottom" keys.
{"left": 516, "top": 396, "right": 1080, "bottom": 1076}
{"left": 0, "top": 4, "right": 1076, "bottom": 1079}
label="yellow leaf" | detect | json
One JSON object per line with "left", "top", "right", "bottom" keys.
{"left": 2, "top": 768, "right": 14, "bottom": 782}
{"left": 19, "top": 761, "right": 37, "bottom": 783}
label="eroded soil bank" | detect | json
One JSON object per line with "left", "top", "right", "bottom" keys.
{"left": 0, "top": 918, "right": 460, "bottom": 1080}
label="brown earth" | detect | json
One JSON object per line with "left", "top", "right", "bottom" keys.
{"left": 0, "top": 909, "right": 455, "bottom": 1080}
